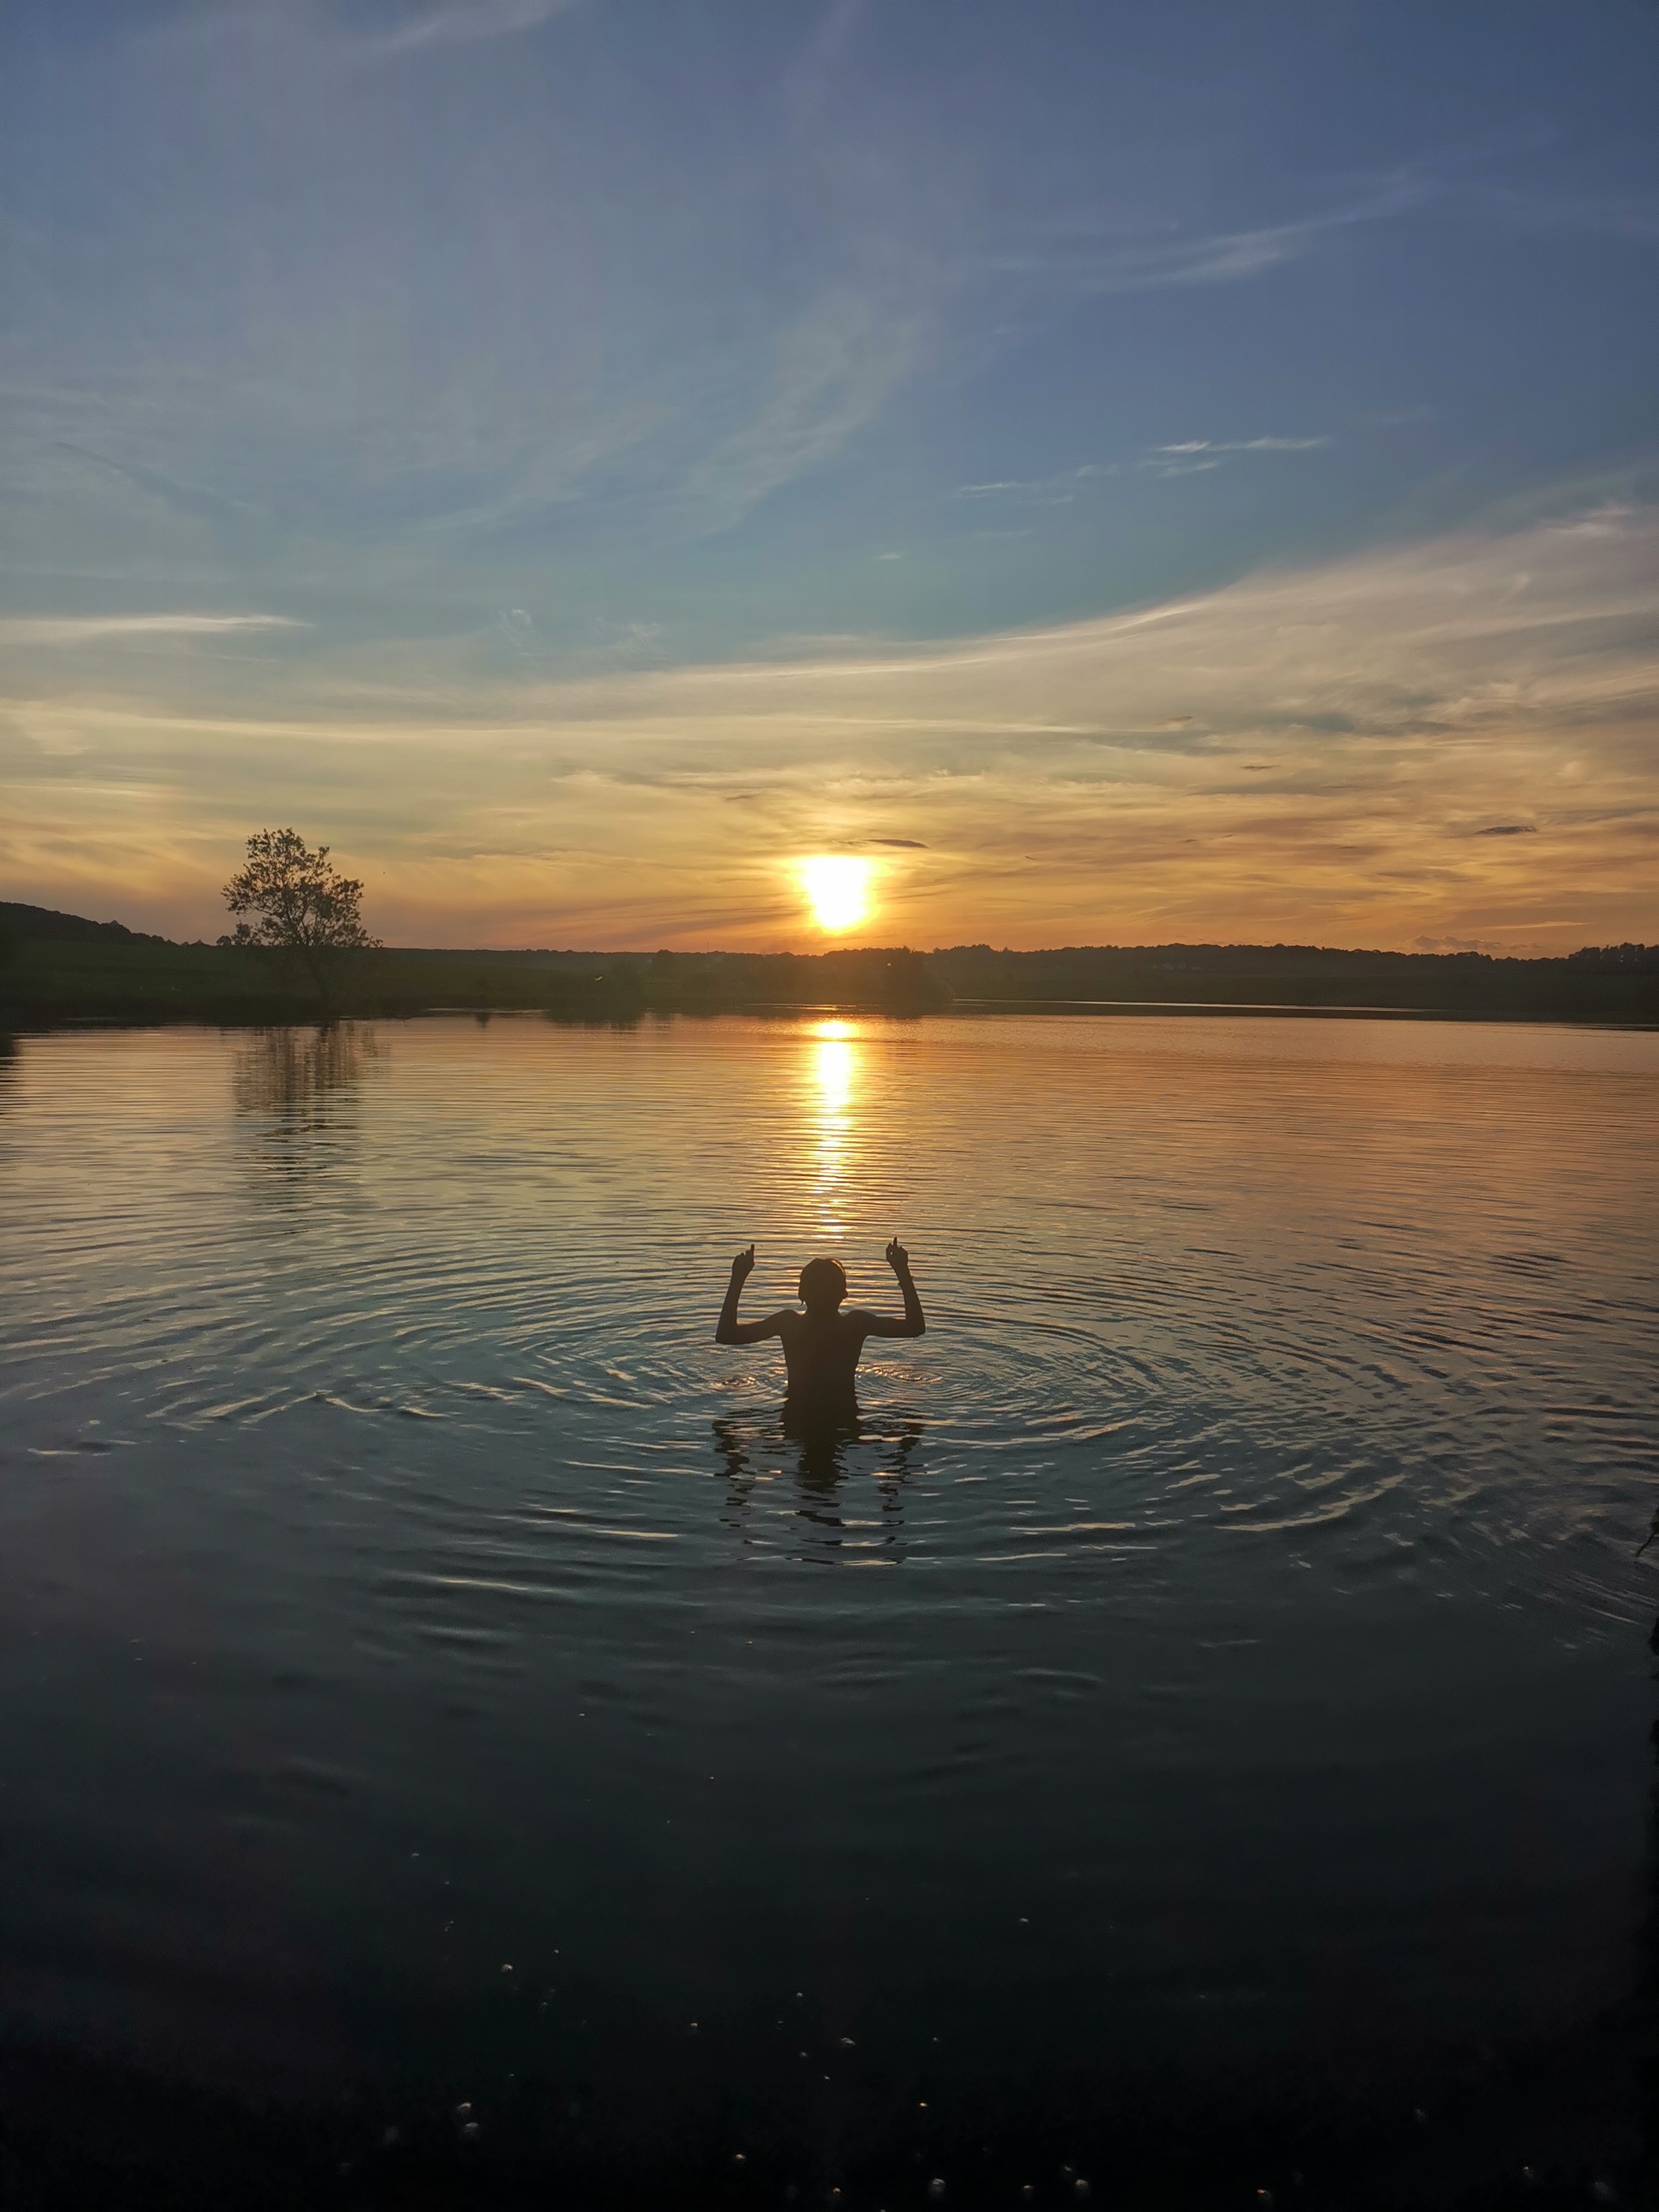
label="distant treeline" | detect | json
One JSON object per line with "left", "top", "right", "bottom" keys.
{"left": 924, "top": 940, "right": 1659, "bottom": 1021}
{"left": 1, "top": 901, "right": 1654, "bottom": 1028}
{"left": 631, "top": 946, "right": 949, "bottom": 1011}
{"left": 0, "top": 912, "right": 947, "bottom": 1026}
{"left": 1563, "top": 942, "right": 1659, "bottom": 970}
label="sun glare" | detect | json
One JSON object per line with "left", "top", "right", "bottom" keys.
{"left": 808, "top": 1020, "right": 859, "bottom": 1235}
{"left": 801, "top": 855, "right": 872, "bottom": 935}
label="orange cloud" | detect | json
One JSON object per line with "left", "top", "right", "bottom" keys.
{"left": 3, "top": 506, "right": 1656, "bottom": 952}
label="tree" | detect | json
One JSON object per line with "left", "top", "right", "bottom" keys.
{"left": 221, "top": 829, "right": 378, "bottom": 1008}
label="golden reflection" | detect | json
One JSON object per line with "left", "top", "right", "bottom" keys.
{"left": 808, "top": 1019, "right": 859, "bottom": 1234}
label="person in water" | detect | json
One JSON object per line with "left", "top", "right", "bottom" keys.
{"left": 715, "top": 1240, "right": 925, "bottom": 1421}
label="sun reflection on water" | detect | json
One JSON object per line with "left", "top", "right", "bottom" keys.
{"left": 809, "top": 1020, "right": 859, "bottom": 1236}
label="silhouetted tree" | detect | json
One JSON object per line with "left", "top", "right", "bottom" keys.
{"left": 220, "top": 829, "right": 378, "bottom": 1009}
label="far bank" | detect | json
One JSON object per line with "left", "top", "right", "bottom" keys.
{"left": 1, "top": 902, "right": 1654, "bottom": 1031}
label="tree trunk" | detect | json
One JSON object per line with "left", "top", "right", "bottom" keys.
{"left": 301, "top": 943, "right": 331, "bottom": 1015}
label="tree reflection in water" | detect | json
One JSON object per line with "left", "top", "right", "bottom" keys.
{"left": 232, "top": 1022, "right": 385, "bottom": 1180}
{"left": 712, "top": 1413, "right": 924, "bottom": 1560}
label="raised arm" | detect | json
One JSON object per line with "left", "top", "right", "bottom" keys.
{"left": 714, "top": 1245, "right": 791, "bottom": 1345}
{"left": 856, "top": 1238, "right": 927, "bottom": 1339}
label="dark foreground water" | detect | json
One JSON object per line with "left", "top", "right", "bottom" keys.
{"left": 3, "top": 1012, "right": 1658, "bottom": 2210}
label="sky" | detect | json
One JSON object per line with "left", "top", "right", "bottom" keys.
{"left": 2, "top": 0, "right": 1657, "bottom": 952}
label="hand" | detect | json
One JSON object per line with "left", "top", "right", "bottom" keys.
{"left": 885, "top": 1238, "right": 911, "bottom": 1276}
{"left": 731, "top": 1244, "right": 756, "bottom": 1281}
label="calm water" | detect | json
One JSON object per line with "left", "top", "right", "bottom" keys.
{"left": 3, "top": 1012, "right": 1659, "bottom": 2203}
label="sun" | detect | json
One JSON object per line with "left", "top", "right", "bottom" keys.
{"left": 800, "top": 855, "right": 873, "bottom": 935}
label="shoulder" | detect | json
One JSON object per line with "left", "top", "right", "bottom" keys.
{"left": 843, "top": 1309, "right": 880, "bottom": 1334}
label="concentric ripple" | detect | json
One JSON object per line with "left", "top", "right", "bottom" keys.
{"left": 2, "top": 1012, "right": 1657, "bottom": 2122}
{"left": 4, "top": 1014, "right": 1657, "bottom": 1605}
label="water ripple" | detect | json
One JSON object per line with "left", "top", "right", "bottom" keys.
{"left": 2, "top": 1014, "right": 1656, "bottom": 1627}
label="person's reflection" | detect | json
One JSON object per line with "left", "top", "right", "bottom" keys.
{"left": 712, "top": 1412, "right": 924, "bottom": 1558}
{"left": 789, "top": 1409, "right": 857, "bottom": 1546}
{"left": 232, "top": 1021, "right": 382, "bottom": 1178}
{"left": 712, "top": 1414, "right": 761, "bottom": 1539}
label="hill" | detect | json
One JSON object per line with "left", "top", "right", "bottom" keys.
{"left": 0, "top": 900, "right": 173, "bottom": 945}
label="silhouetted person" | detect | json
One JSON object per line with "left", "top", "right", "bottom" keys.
{"left": 715, "top": 1240, "right": 925, "bottom": 1425}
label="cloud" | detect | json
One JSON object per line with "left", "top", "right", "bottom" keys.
{"left": 53, "top": 441, "right": 265, "bottom": 527}
{"left": 954, "top": 463, "right": 1117, "bottom": 504}
{"left": 0, "top": 613, "right": 301, "bottom": 644}
{"left": 979, "top": 176, "right": 1431, "bottom": 298}
{"left": 672, "top": 285, "right": 925, "bottom": 533}
{"left": 1154, "top": 438, "right": 1332, "bottom": 455}
{"left": 1141, "top": 436, "right": 1333, "bottom": 478}
{"left": 368, "top": 0, "right": 579, "bottom": 53}
{"left": 3, "top": 11, "right": 947, "bottom": 566}
{"left": 5, "top": 504, "right": 1656, "bottom": 953}
{"left": 139, "top": 0, "right": 580, "bottom": 62}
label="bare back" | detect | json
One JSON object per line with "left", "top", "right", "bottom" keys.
{"left": 775, "top": 1308, "right": 883, "bottom": 1418}
{"left": 715, "top": 1241, "right": 926, "bottom": 1417}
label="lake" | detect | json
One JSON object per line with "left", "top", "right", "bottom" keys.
{"left": 3, "top": 1012, "right": 1657, "bottom": 2208}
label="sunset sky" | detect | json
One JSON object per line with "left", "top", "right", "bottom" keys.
{"left": 3, "top": 0, "right": 1657, "bottom": 952}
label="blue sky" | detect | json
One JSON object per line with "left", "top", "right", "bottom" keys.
{"left": 3, "top": 0, "right": 1657, "bottom": 947}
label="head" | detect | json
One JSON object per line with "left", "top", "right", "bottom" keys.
{"left": 797, "top": 1255, "right": 848, "bottom": 1315}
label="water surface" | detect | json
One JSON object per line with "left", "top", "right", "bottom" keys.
{"left": 3, "top": 1013, "right": 1657, "bottom": 2201}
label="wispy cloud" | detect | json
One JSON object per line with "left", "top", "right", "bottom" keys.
{"left": 141, "top": 0, "right": 581, "bottom": 61}
{"left": 955, "top": 463, "right": 1116, "bottom": 503}
{"left": 1154, "top": 437, "right": 1331, "bottom": 455}
{"left": 6, "top": 505, "right": 1656, "bottom": 953}
{"left": 979, "top": 176, "right": 1431, "bottom": 297}
{"left": 675, "top": 285, "right": 925, "bottom": 533}
{"left": 5, "top": 7, "right": 943, "bottom": 565}
{"left": 367, "top": 0, "right": 579, "bottom": 54}
{"left": 0, "top": 614, "right": 301, "bottom": 645}
{"left": 1140, "top": 436, "right": 1333, "bottom": 478}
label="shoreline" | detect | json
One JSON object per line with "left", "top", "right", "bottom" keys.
{"left": 7, "top": 997, "right": 1659, "bottom": 1038}
{"left": 3, "top": 923, "right": 1653, "bottom": 1034}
